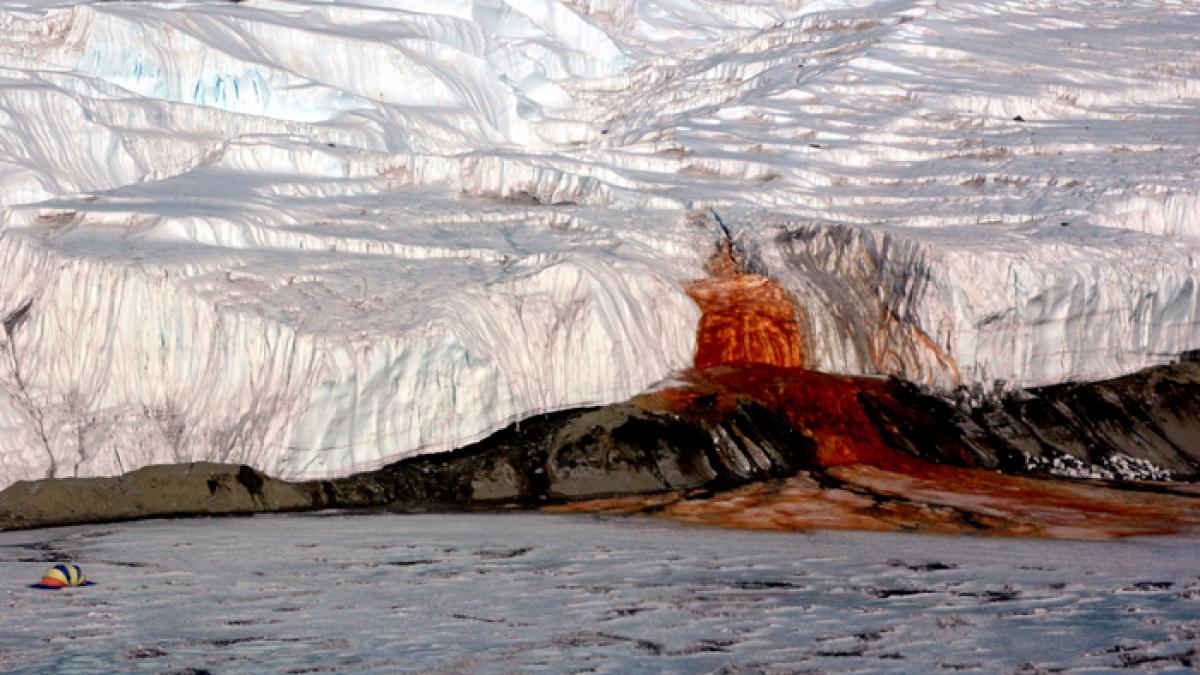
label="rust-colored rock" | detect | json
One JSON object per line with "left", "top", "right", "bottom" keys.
{"left": 638, "top": 366, "right": 920, "bottom": 470}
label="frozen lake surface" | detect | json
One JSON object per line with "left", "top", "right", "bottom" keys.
{"left": 2, "top": 513, "right": 1198, "bottom": 672}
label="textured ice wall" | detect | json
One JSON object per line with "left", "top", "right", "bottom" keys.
{"left": 1, "top": 0, "right": 1199, "bottom": 485}
{"left": 0, "top": 204, "right": 702, "bottom": 484}
{"left": 737, "top": 218, "right": 1200, "bottom": 388}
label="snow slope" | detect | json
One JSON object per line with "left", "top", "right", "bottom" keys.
{"left": 0, "top": 0, "right": 1198, "bottom": 485}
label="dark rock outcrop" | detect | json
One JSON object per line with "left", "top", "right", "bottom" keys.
{"left": 884, "top": 362, "right": 1200, "bottom": 480}
{"left": 322, "top": 398, "right": 816, "bottom": 508}
{"left": 0, "top": 398, "right": 815, "bottom": 530}
{"left": 2, "top": 361, "right": 1199, "bottom": 532}
{"left": 0, "top": 463, "right": 319, "bottom": 530}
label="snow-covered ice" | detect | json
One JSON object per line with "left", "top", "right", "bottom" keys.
{"left": 1, "top": 513, "right": 1198, "bottom": 672}
{"left": 1, "top": 0, "right": 1199, "bottom": 486}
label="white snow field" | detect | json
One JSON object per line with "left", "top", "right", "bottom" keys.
{"left": 1, "top": 513, "right": 1198, "bottom": 672}
{"left": 1, "top": 0, "right": 1199, "bottom": 486}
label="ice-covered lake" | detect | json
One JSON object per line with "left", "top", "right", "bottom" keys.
{"left": 2, "top": 513, "right": 1198, "bottom": 672}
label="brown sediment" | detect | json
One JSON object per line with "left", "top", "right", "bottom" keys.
{"left": 553, "top": 246, "right": 1200, "bottom": 539}
{"left": 692, "top": 463, "right": 1199, "bottom": 538}
{"left": 592, "top": 465, "right": 1200, "bottom": 539}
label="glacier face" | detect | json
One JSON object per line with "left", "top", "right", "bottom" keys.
{"left": 0, "top": 0, "right": 1198, "bottom": 486}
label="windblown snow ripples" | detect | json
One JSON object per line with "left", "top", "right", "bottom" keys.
{"left": 1, "top": 514, "right": 1198, "bottom": 672}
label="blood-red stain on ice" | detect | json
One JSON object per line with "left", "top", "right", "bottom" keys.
{"left": 553, "top": 251, "right": 1200, "bottom": 539}
{"left": 687, "top": 275, "right": 806, "bottom": 370}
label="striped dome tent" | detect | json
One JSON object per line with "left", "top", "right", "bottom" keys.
{"left": 38, "top": 563, "right": 87, "bottom": 588}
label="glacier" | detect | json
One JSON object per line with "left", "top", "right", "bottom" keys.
{"left": 0, "top": 0, "right": 1198, "bottom": 486}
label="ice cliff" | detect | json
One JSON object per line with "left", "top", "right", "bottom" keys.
{"left": 0, "top": 0, "right": 1198, "bottom": 486}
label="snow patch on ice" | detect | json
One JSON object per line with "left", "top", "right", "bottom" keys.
{"left": 1023, "top": 451, "right": 1172, "bottom": 482}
